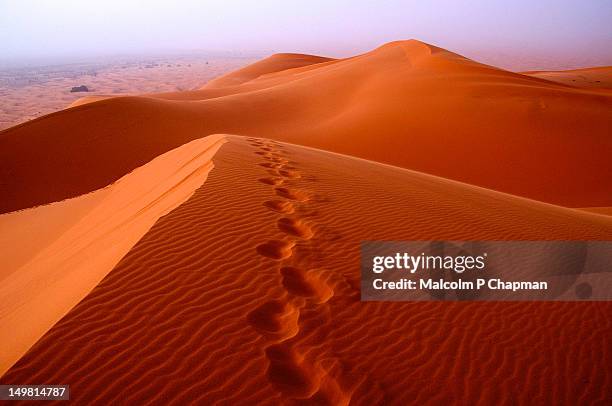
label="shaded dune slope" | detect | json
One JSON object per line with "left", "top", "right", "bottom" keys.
{"left": 2, "top": 40, "right": 611, "bottom": 214}
{"left": 2, "top": 137, "right": 610, "bottom": 405}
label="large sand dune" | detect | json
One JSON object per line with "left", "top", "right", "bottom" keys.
{"left": 2, "top": 136, "right": 611, "bottom": 404}
{"left": 1, "top": 40, "right": 611, "bottom": 213}
{"left": 1, "top": 40, "right": 611, "bottom": 404}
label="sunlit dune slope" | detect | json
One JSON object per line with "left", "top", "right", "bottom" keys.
{"left": 1, "top": 40, "right": 611, "bottom": 213}
{"left": 0, "top": 135, "right": 226, "bottom": 376}
{"left": 2, "top": 136, "right": 610, "bottom": 404}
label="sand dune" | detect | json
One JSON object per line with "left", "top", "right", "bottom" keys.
{"left": 0, "top": 135, "right": 225, "bottom": 376}
{"left": 203, "top": 53, "right": 335, "bottom": 88}
{"left": 2, "top": 40, "right": 611, "bottom": 214}
{"left": 2, "top": 136, "right": 610, "bottom": 404}
{"left": 1, "top": 39, "right": 611, "bottom": 404}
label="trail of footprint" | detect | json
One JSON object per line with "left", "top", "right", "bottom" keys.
{"left": 249, "top": 137, "right": 351, "bottom": 404}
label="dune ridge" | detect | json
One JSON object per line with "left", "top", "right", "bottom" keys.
{"left": 1, "top": 136, "right": 611, "bottom": 404}
{"left": 0, "top": 134, "right": 226, "bottom": 376}
{"left": 2, "top": 40, "right": 611, "bottom": 214}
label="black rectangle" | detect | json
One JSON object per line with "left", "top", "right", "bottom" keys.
{"left": 361, "top": 241, "right": 612, "bottom": 301}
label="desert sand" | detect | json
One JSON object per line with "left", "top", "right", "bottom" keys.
{"left": 0, "top": 40, "right": 611, "bottom": 404}
{"left": 0, "top": 54, "right": 258, "bottom": 130}
{"left": 1, "top": 41, "right": 611, "bottom": 212}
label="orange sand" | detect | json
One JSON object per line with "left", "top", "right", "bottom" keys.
{"left": 1, "top": 41, "right": 611, "bottom": 211}
{"left": 2, "top": 137, "right": 611, "bottom": 404}
{"left": 1, "top": 40, "right": 611, "bottom": 404}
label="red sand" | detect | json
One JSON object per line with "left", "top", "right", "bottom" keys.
{"left": 1, "top": 40, "right": 611, "bottom": 404}
{"left": 2, "top": 137, "right": 611, "bottom": 404}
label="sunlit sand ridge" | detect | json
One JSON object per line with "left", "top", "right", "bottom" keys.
{"left": 0, "top": 135, "right": 225, "bottom": 375}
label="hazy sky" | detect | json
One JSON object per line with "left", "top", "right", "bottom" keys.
{"left": 1, "top": 0, "right": 611, "bottom": 69}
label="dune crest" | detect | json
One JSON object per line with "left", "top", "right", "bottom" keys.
{"left": 202, "top": 52, "right": 335, "bottom": 88}
{"left": 68, "top": 95, "right": 119, "bottom": 108}
{"left": 0, "top": 134, "right": 226, "bottom": 375}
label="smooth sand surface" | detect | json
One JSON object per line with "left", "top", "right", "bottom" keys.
{"left": 2, "top": 136, "right": 610, "bottom": 404}
{"left": 0, "top": 134, "right": 225, "bottom": 376}
{"left": 2, "top": 40, "right": 611, "bottom": 212}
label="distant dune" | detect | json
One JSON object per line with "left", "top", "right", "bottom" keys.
{"left": 1, "top": 40, "right": 611, "bottom": 404}
{"left": 203, "top": 53, "right": 335, "bottom": 88}
{"left": 524, "top": 66, "right": 612, "bottom": 89}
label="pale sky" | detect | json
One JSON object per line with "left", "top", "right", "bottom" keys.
{"left": 1, "top": 0, "right": 611, "bottom": 69}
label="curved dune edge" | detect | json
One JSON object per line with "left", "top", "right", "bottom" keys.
{"left": 67, "top": 95, "right": 120, "bottom": 108}
{"left": 0, "top": 134, "right": 227, "bottom": 375}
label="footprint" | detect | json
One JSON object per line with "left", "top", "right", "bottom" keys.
{"left": 247, "top": 300, "right": 299, "bottom": 338}
{"left": 259, "top": 177, "right": 284, "bottom": 186}
{"left": 278, "top": 169, "right": 301, "bottom": 179}
{"left": 259, "top": 162, "right": 283, "bottom": 169}
{"left": 277, "top": 217, "right": 313, "bottom": 239}
{"left": 266, "top": 156, "right": 289, "bottom": 164}
{"left": 265, "top": 343, "right": 318, "bottom": 398}
{"left": 264, "top": 200, "right": 295, "bottom": 214}
{"left": 256, "top": 240, "right": 295, "bottom": 260}
{"left": 280, "top": 267, "right": 334, "bottom": 303}
{"left": 275, "top": 188, "right": 310, "bottom": 202}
